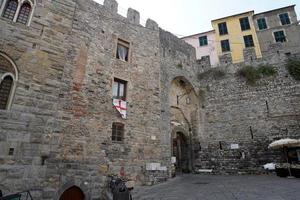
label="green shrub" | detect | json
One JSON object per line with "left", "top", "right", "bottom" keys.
{"left": 238, "top": 65, "right": 277, "bottom": 85}
{"left": 257, "top": 65, "right": 278, "bottom": 77}
{"left": 198, "top": 68, "right": 226, "bottom": 81}
{"left": 286, "top": 59, "right": 300, "bottom": 81}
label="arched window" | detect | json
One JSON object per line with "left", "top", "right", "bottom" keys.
{"left": 0, "top": 75, "right": 13, "bottom": 110}
{"left": 0, "top": 53, "right": 18, "bottom": 110}
{"left": 1, "top": 0, "right": 35, "bottom": 26}
{"left": 2, "top": 0, "right": 18, "bottom": 21}
{"left": 16, "top": 2, "right": 31, "bottom": 24}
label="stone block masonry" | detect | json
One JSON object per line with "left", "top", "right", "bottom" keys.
{"left": 196, "top": 54, "right": 300, "bottom": 174}
{"left": 0, "top": 0, "right": 299, "bottom": 199}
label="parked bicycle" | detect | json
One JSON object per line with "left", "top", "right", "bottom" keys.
{"left": 0, "top": 190, "right": 33, "bottom": 200}
{"left": 106, "top": 175, "right": 133, "bottom": 200}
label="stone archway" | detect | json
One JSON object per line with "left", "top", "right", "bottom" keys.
{"left": 0, "top": 52, "right": 18, "bottom": 110}
{"left": 59, "top": 186, "right": 85, "bottom": 200}
{"left": 172, "top": 131, "right": 190, "bottom": 173}
{"left": 169, "top": 76, "right": 200, "bottom": 174}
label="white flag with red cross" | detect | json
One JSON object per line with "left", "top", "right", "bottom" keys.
{"left": 113, "top": 99, "right": 127, "bottom": 119}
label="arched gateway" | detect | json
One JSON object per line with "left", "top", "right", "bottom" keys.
{"left": 169, "top": 76, "right": 200, "bottom": 173}
{"left": 59, "top": 186, "right": 85, "bottom": 200}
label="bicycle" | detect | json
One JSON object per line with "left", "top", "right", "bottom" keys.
{"left": 106, "top": 175, "right": 133, "bottom": 200}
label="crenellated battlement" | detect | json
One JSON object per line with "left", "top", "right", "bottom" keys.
{"left": 94, "top": 0, "right": 159, "bottom": 30}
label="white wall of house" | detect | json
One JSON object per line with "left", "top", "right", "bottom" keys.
{"left": 182, "top": 31, "right": 219, "bottom": 67}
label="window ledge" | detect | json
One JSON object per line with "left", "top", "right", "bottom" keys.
{"left": 111, "top": 141, "right": 125, "bottom": 145}
{"left": 115, "top": 58, "right": 131, "bottom": 65}
{"left": 0, "top": 17, "right": 30, "bottom": 28}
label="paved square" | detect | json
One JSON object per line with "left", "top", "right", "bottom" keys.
{"left": 133, "top": 174, "right": 300, "bottom": 200}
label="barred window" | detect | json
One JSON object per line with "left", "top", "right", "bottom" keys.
{"left": 17, "top": 2, "right": 31, "bottom": 25}
{"left": 2, "top": 0, "right": 18, "bottom": 21}
{"left": 112, "top": 122, "right": 124, "bottom": 142}
{"left": 0, "top": 75, "right": 13, "bottom": 110}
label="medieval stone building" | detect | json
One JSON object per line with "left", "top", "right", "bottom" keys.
{"left": 0, "top": 0, "right": 299, "bottom": 199}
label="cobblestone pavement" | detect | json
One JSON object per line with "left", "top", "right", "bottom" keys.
{"left": 132, "top": 174, "right": 300, "bottom": 200}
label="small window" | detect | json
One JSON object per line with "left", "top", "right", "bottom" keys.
{"left": 8, "top": 148, "right": 14, "bottom": 155}
{"left": 240, "top": 17, "right": 251, "bottom": 31}
{"left": 2, "top": 0, "right": 18, "bottom": 21}
{"left": 243, "top": 35, "right": 254, "bottom": 48}
{"left": 274, "top": 31, "right": 286, "bottom": 43}
{"left": 257, "top": 18, "right": 267, "bottom": 30}
{"left": 199, "top": 36, "right": 208, "bottom": 46}
{"left": 279, "top": 13, "right": 291, "bottom": 25}
{"left": 112, "top": 78, "right": 127, "bottom": 100}
{"left": 16, "top": 2, "right": 31, "bottom": 25}
{"left": 116, "top": 39, "right": 130, "bottom": 62}
{"left": 218, "top": 22, "right": 228, "bottom": 35}
{"left": 0, "top": 75, "right": 13, "bottom": 110}
{"left": 112, "top": 122, "right": 124, "bottom": 142}
{"left": 221, "top": 40, "right": 230, "bottom": 52}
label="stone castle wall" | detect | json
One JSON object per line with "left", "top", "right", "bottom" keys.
{"left": 0, "top": 0, "right": 299, "bottom": 199}
{"left": 0, "top": 0, "right": 175, "bottom": 199}
{"left": 196, "top": 54, "right": 300, "bottom": 174}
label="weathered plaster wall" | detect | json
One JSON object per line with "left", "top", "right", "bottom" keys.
{"left": 182, "top": 31, "right": 219, "bottom": 66}
{"left": 254, "top": 6, "right": 300, "bottom": 56}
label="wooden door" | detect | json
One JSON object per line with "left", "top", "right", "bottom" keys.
{"left": 59, "top": 186, "right": 84, "bottom": 200}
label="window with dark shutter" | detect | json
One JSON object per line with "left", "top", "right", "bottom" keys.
{"left": 17, "top": 2, "right": 31, "bottom": 25}
{"left": 221, "top": 40, "right": 230, "bottom": 52}
{"left": 199, "top": 36, "right": 208, "bottom": 46}
{"left": 0, "top": 76, "right": 13, "bottom": 110}
{"left": 112, "top": 122, "right": 124, "bottom": 142}
{"left": 279, "top": 13, "right": 291, "bottom": 25}
{"left": 2, "top": 0, "right": 18, "bottom": 21}
{"left": 218, "top": 22, "right": 228, "bottom": 35}
{"left": 243, "top": 35, "right": 254, "bottom": 48}
{"left": 240, "top": 17, "right": 251, "bottom": 31}
{"left": 274, "top": 31, "right": 286, "bottom": 43}
{"left": 257, "top": 18, "right": 268, "bottom": 30}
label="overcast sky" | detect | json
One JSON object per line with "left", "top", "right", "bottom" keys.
{"left": 94, "top": 0, "right": 300, "bottom": 37}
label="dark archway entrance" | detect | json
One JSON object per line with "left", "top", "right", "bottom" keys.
{"left": 59, "top": 186, "right": 84, "bottom": 200}
{"left": 173, "top": 132, "right": 190, "bottom": 173}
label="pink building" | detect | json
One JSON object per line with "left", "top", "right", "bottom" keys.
{"left": 182, "top": 30, "right": 219, "bottom": 67}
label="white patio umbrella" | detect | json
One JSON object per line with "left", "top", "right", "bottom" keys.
{"left": 268, "top": 138, "right": 300, "bottom": 149}
{"left": 268, "top": 138, "right": 300, "bottom": 178}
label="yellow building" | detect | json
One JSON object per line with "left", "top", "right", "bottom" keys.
{"left": 212, "top": 11, "right": 262, "bottom": 63}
